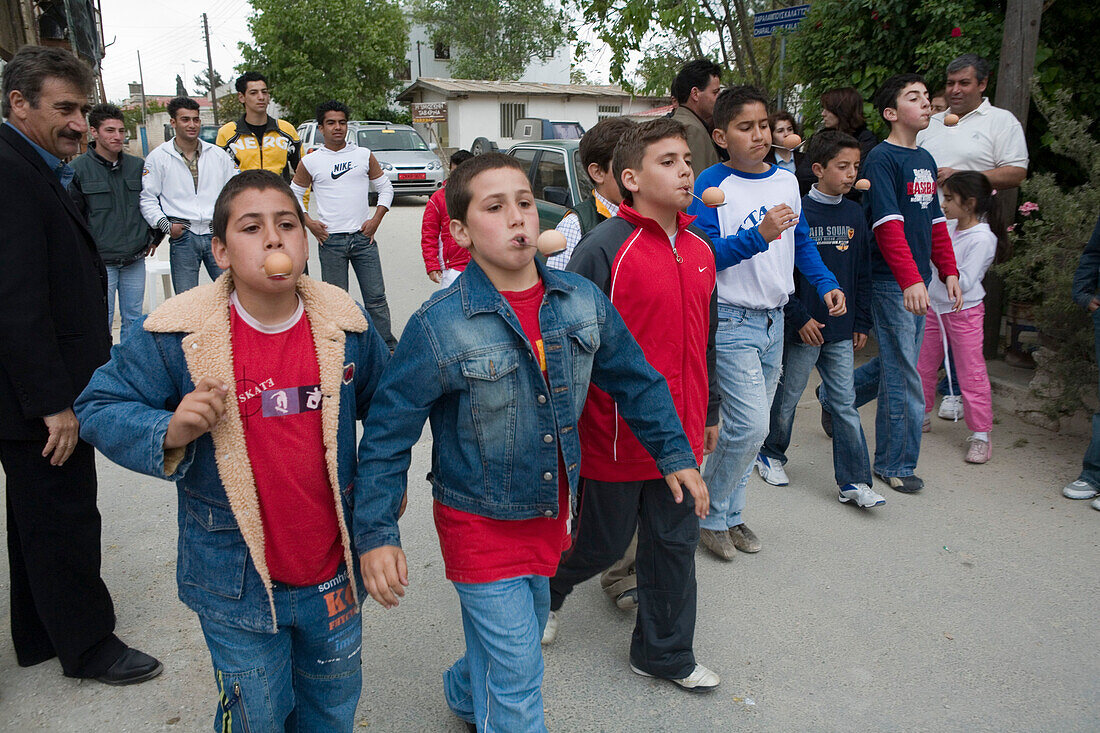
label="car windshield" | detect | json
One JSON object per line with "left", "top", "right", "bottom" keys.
{"left": 356, "top": 129, "right": 429, "bottom": 151}
{"left": 551, "top": 122, "right": 584, "bottom": 140}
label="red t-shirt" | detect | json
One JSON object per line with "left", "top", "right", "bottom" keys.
{"left": 433, "top": 280, "right": 571, "bottom": 584}
{"left": 231, "top": 294, "right": 342, "bottom": 586}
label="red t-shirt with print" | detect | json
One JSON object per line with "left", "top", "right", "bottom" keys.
{"left": 231, "top": 295, "right": 342, "bottom": 586}
{"left": 433, "top": 279, "right": 571, "bottom": 584}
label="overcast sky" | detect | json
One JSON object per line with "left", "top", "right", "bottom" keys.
{"left": 100, "top": 0, "right": 253, "bottom": 101}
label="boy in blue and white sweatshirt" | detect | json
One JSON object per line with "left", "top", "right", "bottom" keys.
{"left": 687, "top": 86, "right": 845, "bottom": 561}
{"left": 757, "top": 130, "right": 884, "bottom": 509}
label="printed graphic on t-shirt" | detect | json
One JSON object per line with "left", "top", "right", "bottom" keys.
{"left": 331, "top": 161, "right": 354, "bottom": 180}
{"left": 237, "top": 373, "right": 323, "bottom": 424}
{"left": 907, "top": 169, "right": 937, "bottom": 209}
{"left": 739, "top": 204, "right": 772, "bottom": 233}
{"left": 810, "top": 224, "right": 855, "bottom": 252}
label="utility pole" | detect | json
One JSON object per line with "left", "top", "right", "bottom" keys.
{"left": 137, "top": 50, "right": 149, "bottom": 155}
{"left": 202, "top": 12, "right": 219, "bottom": 125}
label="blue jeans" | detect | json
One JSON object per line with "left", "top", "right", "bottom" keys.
{"left": 1079, "top": 309, "right": 1100, "bottom": 488}
{"left": 762, "top": 339, "right": 872, "bottom": 486}
{"left": 199, "top": 567, "right": 362, "bottom": 732}
{"left": 169, "top": 231, "right": 223, "bottom": 294}
{"left": 443, "top": 575, "right": 549, "bottom": 732}
{"left": 105, "top": 258, "right": 145, "bottom": 343}
{"left": 318, "top": 232, "right": 396, "bottom": 348}
{"left": 824, "top": 280, "right": 925, "bottom": 478}
{"left": 701, "top": 305, "right": 784, "bottom": 531}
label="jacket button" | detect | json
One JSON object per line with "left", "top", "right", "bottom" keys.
{"left": 543, "top": 510, "right": 553, "bottom": 517}
{"left": 543, "top": 434, "right": 553, "bottom": 443}
{"left": 537, "top": 395, "right": 547, "bottom": 404}
{"left": 542, "top": 472, "right": 552, "bottom": 481}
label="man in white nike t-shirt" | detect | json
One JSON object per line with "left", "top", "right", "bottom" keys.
{"left": 291, "top": 100, "right": 397, "bottom": 349}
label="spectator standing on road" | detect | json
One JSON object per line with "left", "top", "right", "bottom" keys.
{"left": 1062, "top": 214, "right": 1100, "bottom": 512}
{"left": 69, "top": 103, "right": 156, "bottom": 343}
{"left": 215, "top": 71, "right": 301, "bottom": 181}
{"left": 670, "top": 59, "right": 726, "bottom": 178}
{"left": 420, "top": 149, "right": 473, "bottom": 287}
{"left": 820, "top": 87, "right": 879, "bottom": 180}
{"left": 290, "top": 100, "right": 398, "bottom": 350}
{"left": 140, "top": 96, "right": 237, "bottom": 294}
{"left": 0, "top": 45, "right": 161, "bottom": 686}
{"left": 546, "top": 116, "right": 635, "bottom": 270}
{"left": 916, "top": 53, "right": 1029, "bottom": 421}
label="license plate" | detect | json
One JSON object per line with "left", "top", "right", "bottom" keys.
{"left": 398, "top": 172, "right": 426, "bottom": 180}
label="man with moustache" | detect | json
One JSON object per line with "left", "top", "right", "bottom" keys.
{"left": 0, "top": 45, "right": 161, "bottom": 684}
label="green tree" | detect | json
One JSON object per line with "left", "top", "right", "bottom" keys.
{"left": 413, "top": 0, "right": 571, "bottom": 81}
{"left": 239, "top": 0, "right": 408, "bottom": 123}
{"left": 193, "top": 68, "right": 226, "bottom": 97}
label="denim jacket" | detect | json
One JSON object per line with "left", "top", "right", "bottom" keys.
{"left": 74, "top": 275, "right": 388, "bottom": 633}
{"left": 353, "top": 258, "right": 698, "bottom": 555}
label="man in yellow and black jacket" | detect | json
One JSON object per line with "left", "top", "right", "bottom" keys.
{"left": 215, "top": 72, "right": 301, "bottom": 181}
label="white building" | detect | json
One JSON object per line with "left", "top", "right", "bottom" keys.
{"left": 400, "top": 21, "right": 571, "bottom": 86}
{"left": 396, "top": 78, "right": 664, "bottom": 152}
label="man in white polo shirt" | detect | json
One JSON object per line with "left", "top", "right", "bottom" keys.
{"left": 917, "top": 54, "right": 1029, "bottom": 190}
{"left": 291, "top": 100, "right": 397, "bottom": 350}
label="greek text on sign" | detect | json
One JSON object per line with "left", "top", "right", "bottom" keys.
{"left": 752, "top": 4, "right": 810, "bottom": 37}
{"left": 411, "top": 102, "right": 448, "bottom": 123}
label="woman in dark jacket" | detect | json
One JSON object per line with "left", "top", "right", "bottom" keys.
{"left": 820, "top": 87, "right": 878, "bottom": 200}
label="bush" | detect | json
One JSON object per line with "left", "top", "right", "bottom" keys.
{"left": 997, "top": 88, "right": 1100, "bottom": 417}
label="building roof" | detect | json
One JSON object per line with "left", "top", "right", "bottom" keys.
{"left": 397, "top": 77, "right": 651, "bottom": 102}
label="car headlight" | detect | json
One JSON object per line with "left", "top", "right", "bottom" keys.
{"left": 427, "top": 161, "right": 442, "bottom": 170}
{"left": 380, "top": 162, "right": 394, "bottom": 171}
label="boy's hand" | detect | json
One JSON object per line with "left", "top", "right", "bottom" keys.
{"left": 902, "top": 282, "right": 930, "bottom": 315}
{"left": 428, "top": 270, "right": 443, "bottom": 284}
{"left": 359, "top": 215, "right": 383, "bottom": 240}
{"left": 823, "top": 289, "right": 846, "bottom": 316}
{"left": 164, "top": 377, "right": 228, "bottom": 450}
{"left": 1089, "top": 297, "right": 1100, "bottom": 313}
{"left": 664, "top": 468, "right": 709, "bottom": 518}
{"left": 703, "top": 425, "right": 718, "bottom": 455}
{"left": 945, "top": 275, "right": 964, "bottom": 312}
{"left": 853, "top": 332, "right": 868, "bottom": 351}
{"left": 799, "top": 318, "right": 825, "bottom": 346}
{"left": 170, "top": 222, "right": 186, "bottom": 239}
{"left": 359, "top": 546, "right": 409, "bottom": 609}
{"left": 306, "top": 216, "right": 328, "bottom": 243}
{"left": 758, "top": 204, "right": 798, "bottom": 243}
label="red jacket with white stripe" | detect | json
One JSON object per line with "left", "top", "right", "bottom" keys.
{"left": 420, "top": 183, "right": 471, "bottom": 274}
{"left": 566, "top": 203, "right": 719, "bottom": 482}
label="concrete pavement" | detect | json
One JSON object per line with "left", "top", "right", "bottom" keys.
{"left": 1, "top": 198, "right": 1098, "bottom": 731}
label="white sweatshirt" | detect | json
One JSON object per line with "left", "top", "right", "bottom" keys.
{"left": 929, "top": 220, "right": 997, "bottom": 314}
{"left": 140, "top": 139, "right": 237, "bottom": 235}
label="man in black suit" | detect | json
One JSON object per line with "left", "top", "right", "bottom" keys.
{"left": 0, "top": 45, "right": 161, "bottom": 684}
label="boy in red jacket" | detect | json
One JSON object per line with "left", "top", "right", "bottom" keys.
{"left": 544, "top": 118, "right": 721, "bottom": 691}
{"left": 420, "top": 150, "right": 473, "bottom": 287}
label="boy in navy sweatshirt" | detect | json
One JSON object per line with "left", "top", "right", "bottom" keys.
{"left": 818, "top": 74, "right": 962, "bottom": 495}
{"left": 757, "top": 130, "right": 884, "bottom": 509}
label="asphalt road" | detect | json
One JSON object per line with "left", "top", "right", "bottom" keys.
{"left": 1, "top": 198, "right": 1098, "bottom": 731}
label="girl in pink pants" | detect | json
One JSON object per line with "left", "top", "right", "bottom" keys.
{"left": 918, "top": 172, "right": 1006, "bottom": 464}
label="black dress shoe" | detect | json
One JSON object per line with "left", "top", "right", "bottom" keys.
{"left": 96, "top": 647, "right": 163, "bottom": 686}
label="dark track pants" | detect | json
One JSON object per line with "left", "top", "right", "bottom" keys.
{"left": 1, "top": 439, "right": 124, "bottom": 676}
{"left": 549, "top": 477, "right": 698, "bottom": 679}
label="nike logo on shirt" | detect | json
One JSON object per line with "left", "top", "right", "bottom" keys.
{"left": 698, "top": 266, "right": 708, "bottom": 272}
{"left": 331, "top": 167, "right": 353, "bottom": 180}
{"left": 331, "top": 161, "right": 353, "bottom": 179}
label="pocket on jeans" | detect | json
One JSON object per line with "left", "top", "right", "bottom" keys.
{"left": 216, "top": 667, "right": 263, "bottom": 733}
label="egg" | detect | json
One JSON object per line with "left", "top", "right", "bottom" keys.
{"left": 784, "top": 133, "right": 802, "bottom": 149}
{"left": 701, "top": 187, "right": 726, "bottom": 207}
{"left": 943, "top": 112, "right": 960, "bottom": 127}
{"left": 537, "top": 229, "right": 568, "bottom": 256}
{"left": 262, "top": 251, "right": 294, "bottom": 277}
{"left": 853, "top": 179, "right": 871, "bottom": 191}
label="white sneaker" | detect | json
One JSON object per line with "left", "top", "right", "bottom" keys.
{"left": 1062, "top": 480, "right": 1099, "bottom": 500}
{"left": 541, "top": 611, "right": 558, "bottom": 645}
{"left": 755, "top": 454, "right": 789, "bottom": 486}
{"left": 938, "top": 394, "right": 964, "bottom": 420}
{"left": 1092, "top": 497, "right": 1100, "bottom": 511}
{"left": 838, "top": 482, "right": 886, "bottom": 508}
{"left": 631, "top": 662, "right": 720, "bottom": 692}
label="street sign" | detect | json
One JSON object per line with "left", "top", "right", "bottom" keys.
{"left": 411, "top": 102, "right": 448, "bottom": 124}
{"left": 752, "top": 4, "right": 811, "bottom": 37}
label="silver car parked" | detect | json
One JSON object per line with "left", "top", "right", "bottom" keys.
{"left": 354, "top": 123, "right": 445, "bottom": 198}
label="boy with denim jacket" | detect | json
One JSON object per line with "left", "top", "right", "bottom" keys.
{"left": 75, "top": 170, "right": 389, "bottom": 731}
{"left": 354, "top": 153, "right": 707, "bottom": 732}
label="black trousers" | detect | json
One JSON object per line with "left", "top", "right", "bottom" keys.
{"left": 549, "top": 476, "right": 699, "bottom": 679}
{"left": 1, "top": 438, "right": 124, "bottom": 676}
